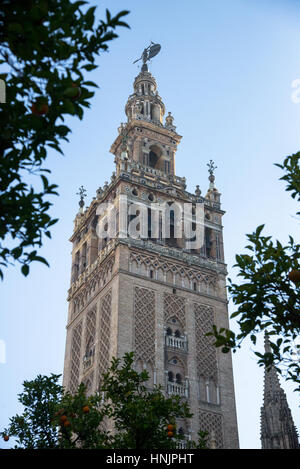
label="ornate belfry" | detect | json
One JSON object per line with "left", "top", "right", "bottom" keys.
{"left": 63, "top": 44, "right": 239, "bottom": 448}
{"left": 260, "top": 336, "right": 299, "bottom": 449}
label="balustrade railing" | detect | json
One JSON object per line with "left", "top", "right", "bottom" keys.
{"left": 165, "top": 334, "right": 187, "bottom": 351}
{"left": 167, "top": 382, "right": 188, "bottom": 398}
{"left": 83, "top": 353, "right": 94, "bottom": 371}
{"left": 176, "top": 436, "right": 191, "bottom": 449}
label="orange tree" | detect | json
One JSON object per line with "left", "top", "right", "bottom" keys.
{"left": 1, "top": 353, "right": 209, "bottom": 449}
{"left": 1, "top": 374, "right": 63, "bottom": 449}
{"left": 0, "top": 0, "right": 129, "bottom": 279}
{"left": 99, "top": 353, "right": 194, "bottom": 449}
{"left": 209, "top": 153, "right": 300, "bottom": 391}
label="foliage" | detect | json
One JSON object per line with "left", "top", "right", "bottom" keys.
{"left": 100, "top": 352, "right": 193, "bottom": 449}
{"left": 275, "top": 152, "right": 300, "bottom": 214}
{"left": 1, "top": 353, "right": 208, "bottom": 449}
{"left": 0, "top": 0, "right": 129, "bottom": 279}
{"left": 208, "top": 154, "right": 300, "bottom": 391}
{"left": 52, "top": 382, "right": 108, "bottom": 449}
{"left": 1, "top": 374, "right": 63, "bottom": 448}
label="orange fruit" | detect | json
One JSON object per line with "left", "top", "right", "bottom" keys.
{"left": 167, "top": 424, "right": 174, "bottom": 431}
{"left": 82, "top": 405, "right": 90, "bottom": 413}
{"left": 288, "top": 270, "right": 300, "bottom": 284}
{"left": 60, "top": 415, "right": 68, "bottom": 423}
{"left": 63, "top": 83, "right": 81, "bottom": 100}
{"left": 71, "top": 83, "right": 81, "bottom": 100}
{"left": 3, "top": 435, "right": 9, "bottom": 442}
{"left": 63, "top": 420, "right": 70, "bottom": 427}
{"left": 31, "top": 101, "right": 49, "bottom": 116}
{"left": 167, "top": 431, "right": 173, "bottom": 438}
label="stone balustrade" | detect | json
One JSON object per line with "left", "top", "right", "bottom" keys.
{"left": 82, "top": 353, "right": 94, "bottom": 372}
{"left": 165, "top": 334, "right": 187, "bottom": 351}
{"left": 167, "top": 382, "right": 188, "bottom": 398}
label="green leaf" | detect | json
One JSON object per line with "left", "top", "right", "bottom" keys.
{"left": 81, "top": 64, "right": 98, "bottom": 71}
{"left": 82, "top": 81, "right": 99, "bottom": 88}
{"left": 256, "top": 224, "right": 265, "bottom": 237}
{"left": 32, "top": 256, "right": 50, "bottom": 267}
{"left": 21, "top": 265, "right": 30, "bottom": 277}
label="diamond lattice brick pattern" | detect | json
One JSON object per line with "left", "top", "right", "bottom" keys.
{"left": 199, "top": 410, "right": 224, "bottom": 448}
{"left": 98, "top": 290, "right": 112, "bottom": 383}
{"left": 164, "top": 293, "right": 186, "bottom": 325}
{"left": 134, "top": 286, "right": 155, "bottom": 364}
{"left": 194, "top": 303, "right": 217, "bottom": 381}
{"left": 69, "top": 321, "right": 82, "bottom": 393}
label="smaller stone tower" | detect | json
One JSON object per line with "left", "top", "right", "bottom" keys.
{"left": 260, "top": 335, "right": 299, "bottom": 449}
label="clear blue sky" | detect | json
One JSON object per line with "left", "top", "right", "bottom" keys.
{"left": 1, "top": 0, "right": 299, "bottom": 449}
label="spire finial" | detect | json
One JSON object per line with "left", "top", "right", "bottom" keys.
{"left": 207, "top": 159, "right": 217, "bottom": 190}
{"left": 76, "top": 185, "right": 87, "bottom": 213}
{"left": 264, "top": 332, "right": 272, "bottom": 354}
{"left": 207, "top": 159, "right": 217, "bottom": 177}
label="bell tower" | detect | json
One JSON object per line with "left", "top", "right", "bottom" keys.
{"left": 112, "top": 61, "right": 180, "bottom": 179}
{"left": 63, "top": 44, "right": 240, "bottom": 449}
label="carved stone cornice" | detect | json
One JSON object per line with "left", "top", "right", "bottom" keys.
{"left": 120, "top": 237, "right": 227, "bottom": 276}
{"left": 110, "top": 118, "right": 182, "bottom": 155}
{"left": 129, "top": 249, "right": 218, "bottom": 285}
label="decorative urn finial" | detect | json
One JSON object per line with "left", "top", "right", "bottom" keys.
{"left": 165, "top": 111, "right": 176, "bottom": 131}
{"left": 195, "top": 185, "right": 201, "bottom": 198}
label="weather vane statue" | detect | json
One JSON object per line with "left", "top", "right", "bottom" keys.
{"left": 133, "top": 42, "right": 161, "bottom": 71}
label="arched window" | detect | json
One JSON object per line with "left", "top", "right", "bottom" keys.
{"left": 147, "top": 207, "right": 152, "bottom": 239}
{"left": 81, "top": 242, "right": 87, "bottom": 272}
{"left": 164, "top": 201, "right": 182, "bottom": 248}
{"left": 176, "top": 373, "right": 182, "bottom": 384}
{"left": 168, "top": 371, "right": 174, "bottom": 382}
{"left": 148, "top": 145, "right": 162, "bottom": 169}
{"left": 174, "top": 329, "right": 181, "bottom": 338}
{"left": 73, "top": 250, "right": 80, "bottom": 281}
{"left": 84, "top": 336, "right": 94, "bottom": 360}
{"left": 149, "top": 150, "right": 158, "bottom": 168}
{"left": 205, "top": 227, "right": 213, "bottom": 258}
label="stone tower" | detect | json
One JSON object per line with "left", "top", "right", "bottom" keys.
{"left": 260, "top": 336, "right": 299, "bottom": 449}
{"left": 63, "top": 57, "right": 239, "bottom": 449}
